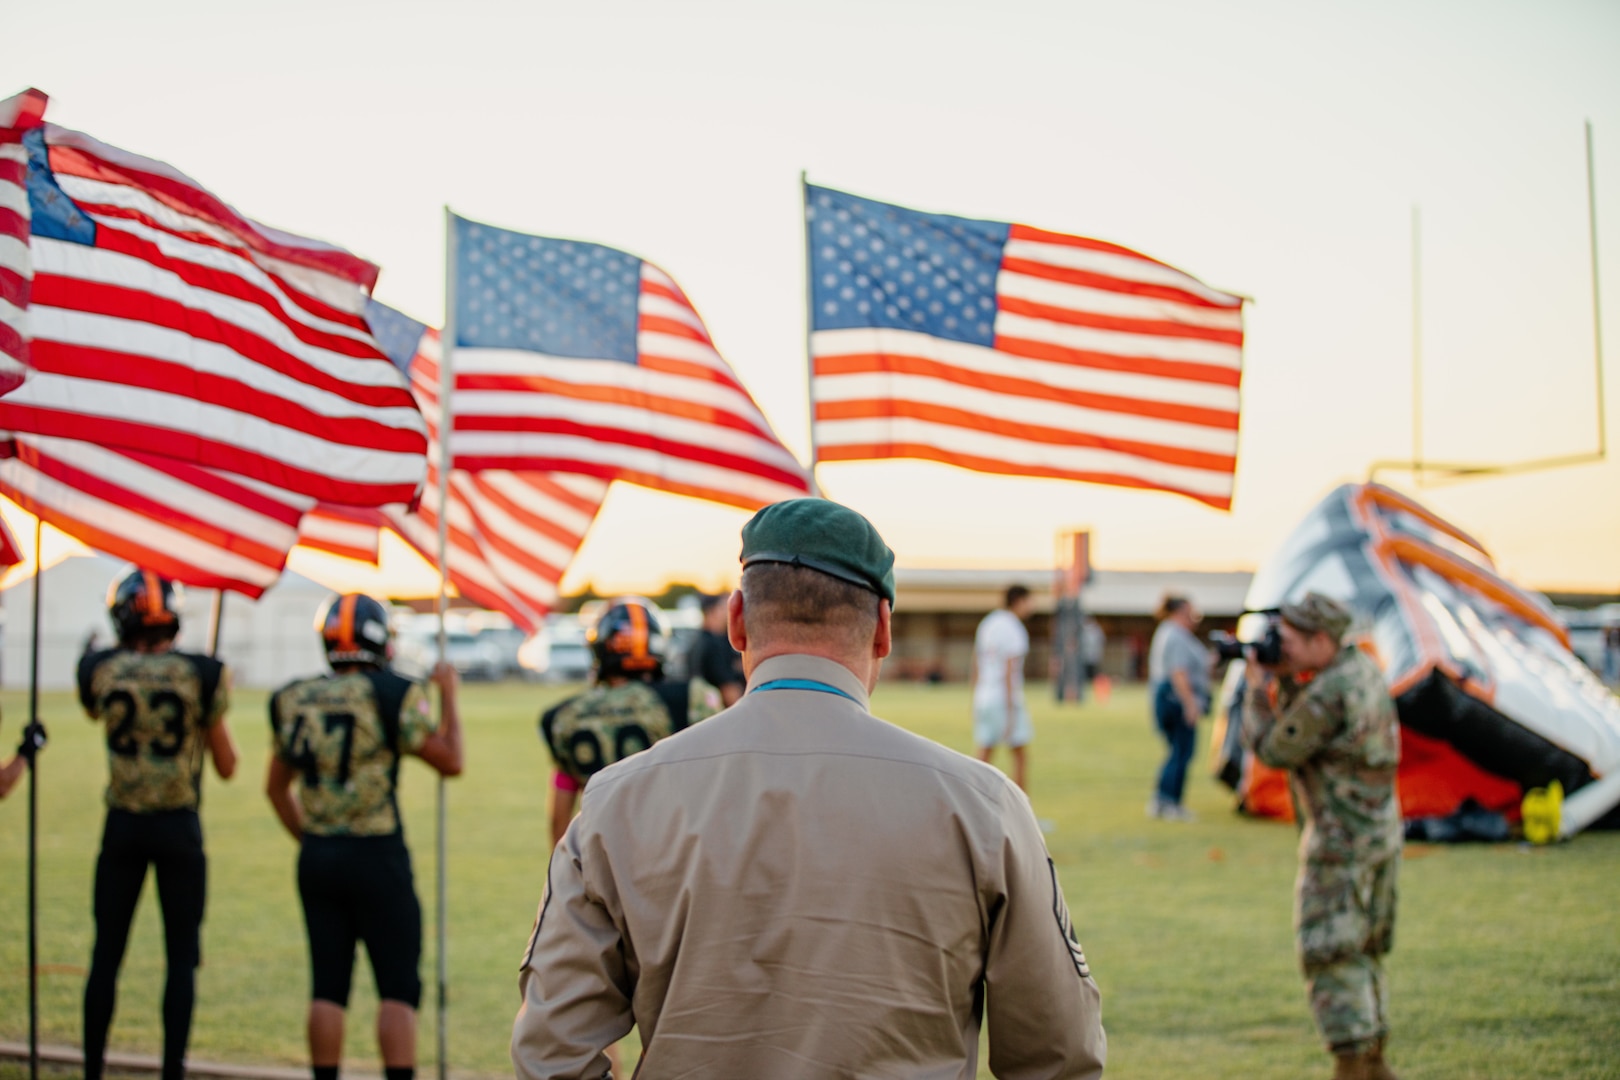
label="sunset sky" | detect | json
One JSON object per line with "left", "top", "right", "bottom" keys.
{"left": 5, "top": 0, "right": 1618, "bottom": 598}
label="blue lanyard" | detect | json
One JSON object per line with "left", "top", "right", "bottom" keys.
{"left": 750, "top": 677, "right": 863, "bottom": 706}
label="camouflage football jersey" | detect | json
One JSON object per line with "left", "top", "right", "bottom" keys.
{"left": 541, "top": 677, "right": 721, "bottom": 787}
{"left": 270, "top": 669, "right": 436, "bottom": 837}
{"left": 78, "top": 649, "right": 229, "bottom": 813}
{"left": 1242, "top": 645, "right": 1403, "bottom": 865}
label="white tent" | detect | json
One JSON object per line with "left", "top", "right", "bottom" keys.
{"left": 2, "top": 554, "right": 335, "bottom": 692}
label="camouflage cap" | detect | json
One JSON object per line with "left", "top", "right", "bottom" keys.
{"left": 740, "top": 498, "right": 896, "bottom": 605}
{"left": 1279, "top": 591, "right": 1353, "bottom": 641}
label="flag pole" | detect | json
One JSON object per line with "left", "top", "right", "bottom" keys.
{"left": 434, "top": 205, "right": 458, "bottom": 1080}
{"left": 26, "top": 516, "right": 43, "bottom": 1080}
{"left": 800, "top": 171, "right": 822, "bottom": 497}
{"left": 1587, "top": 120, "right": 1607, "bottom": 461}
{"left": 1411, "top": 204, "right": 1423, "bottom": 485}
{"left": 208, "top": 588, "right": 226, "bottom": 657}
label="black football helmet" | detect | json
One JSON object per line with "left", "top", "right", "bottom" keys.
{"left": 588, "top": 597, "right": 667, "bottom": 680}
{"left": 107, "top": 568, "right": 182, "bottom": 644}
{"left": 316, "top": 593, "right": 392, "bottom": 668}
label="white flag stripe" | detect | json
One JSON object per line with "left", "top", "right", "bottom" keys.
{"left": 816, "top": 416, "right": 1233, "bottom": 498}
{"left": 1003, "top": 238, "right": 1243, "bottom": 308}
{"left": 451, "top": 430, "right": 808, "bottom": 506}
{"left": 995, "top": 310, "right": 1244, "bottom": 368}
{"left": 0, "top": 454, "right": 285, "bottom": 586}
{"left": 29, "top": 302, "right": 426, "bottom": 421}
{"left": 9, "top": 374, "right": 426, "bottom": 483}
{"left": 0, "top": 178, "right": 28, "bottom": 217}
{"left": 810, "top": 328, "right": 1241, "bottom": 412}
{"left": 997, "top": 270, "right": 1245, "bottom": 331}
{"left": 296, "top": 513, "right": 379, "bottom": 555}
{"left": 551, "top": 473, "right": 611, "bottom": 502}
{"left": 815, "top": 371, "right": 1238, "bottom": 455}
{"left": 453, "top": 388, "right": 805, "bottom": 475}
{"left": 29, "top": 435, "right": 306, "bottom": 539}
{"left": 633, "top": 328, "right": 741, "bottom": 373}
{"left": 0, "top": 234, "right": 28, "bottom": 277}
{"left": 0, "top": 295, "right": 22, "bottom": 331}
{"left": 638, "top": 291, "right": 709, "bottom": 335}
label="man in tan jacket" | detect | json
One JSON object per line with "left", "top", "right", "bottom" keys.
{"left": 512, "top": 498, "right": 1106, "bottom": 1079}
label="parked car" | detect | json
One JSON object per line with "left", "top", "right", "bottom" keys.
{"left": 517, "top": 614, "right": 593, "bottom": 683}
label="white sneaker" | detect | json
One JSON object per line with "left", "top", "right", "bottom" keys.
{"left": 1145, "top": 797, "right": 1165, "bottom": 819}
{"left": 1159, "top": 803, "right": 1197, "bottom": 823}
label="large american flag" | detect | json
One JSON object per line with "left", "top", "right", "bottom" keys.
{"left": 0, "top": 89, "right": 428, "bottom": 506}
{"left": 807, "top": 184, "right": 1245, "bottom": 510}
{"left": 300, "top": 331, "right": 608, "bottom": 632}
{"left": 445, "top": 215, "right": 810, "bottom": 511}
{"left": 0, "top": 89, "right": 46, "bottom": 396}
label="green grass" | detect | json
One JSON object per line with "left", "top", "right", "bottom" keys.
{"left": 2, "top": 680, "right": 1617, "bottom": 1078}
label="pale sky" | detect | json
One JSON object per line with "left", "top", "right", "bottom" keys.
{"left": 6, "top": 0, "right": 1620, "bottom": 597}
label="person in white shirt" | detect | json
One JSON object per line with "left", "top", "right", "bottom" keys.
{"left": 972, "top": 585, "right": 1035, "bottom": 791}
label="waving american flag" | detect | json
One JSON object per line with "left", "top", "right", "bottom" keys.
{"left": 807, "top": 184, "right": 1246, "bottom": 510}
{"left": 444, "top": 214, "right": 810, "bottom": 511}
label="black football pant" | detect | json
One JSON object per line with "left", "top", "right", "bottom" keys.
{"left": 83, "top": 808, "right": 207, "bottom": 1080}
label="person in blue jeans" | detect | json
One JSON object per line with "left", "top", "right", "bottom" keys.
{"left": 1147, "top": 595, "right": 1212, "bottom": 821}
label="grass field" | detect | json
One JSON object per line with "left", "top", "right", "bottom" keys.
{"left": 2, "top": 678, "right": 1617, "bottom": 1079}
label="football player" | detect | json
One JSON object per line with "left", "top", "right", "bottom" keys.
{"left": 266, "top": 594, "right": 463, "bottom": 1080}
{"left": 78, "top": 569, "right": 239, "bottom": 1080}
{"left": 541, "top": 597, "right": 722, "bottom": 849}
{"left": 537, "top": 597, "right": 721, "bottom": 1078}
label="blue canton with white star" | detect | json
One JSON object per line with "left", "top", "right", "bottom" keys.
{"left": 451, "top": 215, "right": 642, "bottom": 363}
{"left": 805, "top": 184, "right": 1008, "bottom": 347}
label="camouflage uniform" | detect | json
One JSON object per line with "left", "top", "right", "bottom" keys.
{"left": 269, "top": 669, "right": 435, "bottom": 836}
{"left": 79, "top": 649, "right": 229, "bottom": 812}
{"left": 541, "top": 676, "right": 721, "bottom": 787}
{"left": 1243, "top": 626, "right": 1402, "bottom": 1056}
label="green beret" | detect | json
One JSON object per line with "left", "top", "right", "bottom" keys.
{"left": 740, "top": 498, "right": 896, "bottom": 605}
{"left": 1280, "top": 591, "right": 1353, "bottom": 642}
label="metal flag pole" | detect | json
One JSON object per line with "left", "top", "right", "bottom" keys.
{"left": 1587, "top": 120, "right": 1607, "bottom": 460}
{"left": 800, "top": 171, "right": 823, "bottom": 498}
{"left": 27, "top": 517, "right": 43, "bottom": 1080}
{"left": 434, "top": 205, "right": 458, "bottom": 1080}
{"left": 207, "top": 588, "right": 226, "bottom": 657}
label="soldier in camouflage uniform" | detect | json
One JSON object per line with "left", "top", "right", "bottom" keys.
{"left": 541, "top": 596, "right": 722, "bottom": 850}
{"left": 266, "top": 594, "right": 463, "bottom": 1080}
{"left": 1242, "top": 592, "right": 1403, "bottom": 1080}
{"left": 78, "top": 569, "right": 240, "bottom": 1080}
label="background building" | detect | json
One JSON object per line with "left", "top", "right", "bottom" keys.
{"left": 888, "top": 567, "right": 1252, "bottom": 684}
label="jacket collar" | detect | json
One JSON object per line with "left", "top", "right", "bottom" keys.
{"left": 745, "top": 654, "right": 872, "bottom": 712}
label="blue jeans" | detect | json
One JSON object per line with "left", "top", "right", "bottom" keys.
{"left": 1153, "top": 681, "right": 1200, "bottom": 806}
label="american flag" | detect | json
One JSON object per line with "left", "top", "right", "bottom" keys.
{"left": 807, "top": 184, "right": 1245, "bottom": 510}
{"left": 0, "top": 432, "right": 313, "bottom": 596}
{"left": 300, "top": 331, "right": 608, "bottom": 632}
{"left": 0, "top": 88, "right": 46, "bottom": 396}
{"left": 0, "top": 90, "right": 428, "bottom": 506}
{"left": 446, "top": 215, "right": 810, "bottom": 511}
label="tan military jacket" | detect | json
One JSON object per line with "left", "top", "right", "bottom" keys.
{"left": 513, "top": 654, "right": 1105, "bottom": 1080}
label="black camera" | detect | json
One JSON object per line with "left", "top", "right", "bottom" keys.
{"left": 1210, "top": 616, "right": 1282, "bottom": 666}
